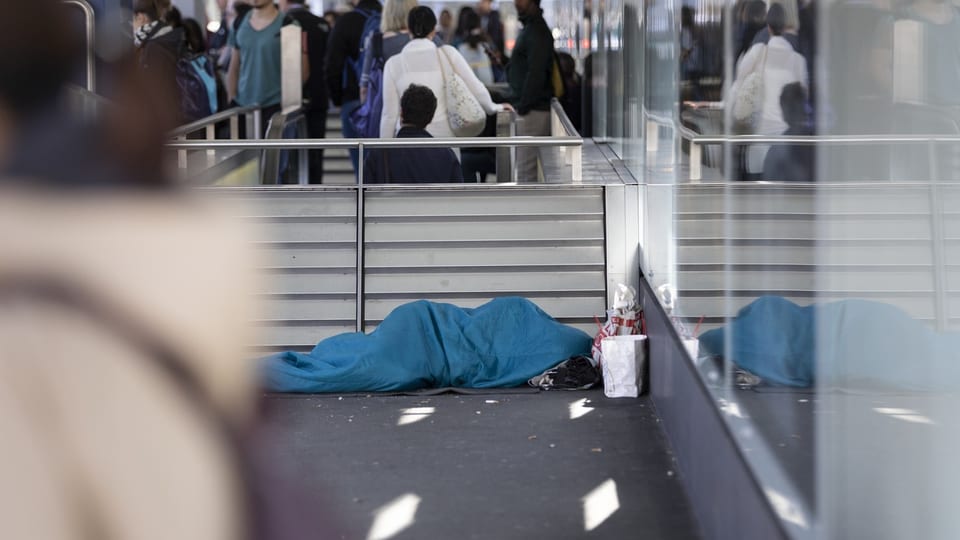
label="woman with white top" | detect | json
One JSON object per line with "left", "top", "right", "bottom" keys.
{"left": 379, "top": 6, "right": 512, "bottom": 139}
{"left": 732, "top": 3, "right": 807, "bottom": 177}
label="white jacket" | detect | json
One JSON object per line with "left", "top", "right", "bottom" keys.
{"left": 734, "top": 36, "right": 807, "bottom": 173}
{"left": 379, "top": 39, "right": 503, "bottom": 139}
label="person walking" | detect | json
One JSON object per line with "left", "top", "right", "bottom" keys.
{"left": 378, "top": 6, "right": 510, "bottom": 142}
{"left": 325, "top": 0, "right": 383, "bottom": 172}
{"left": 507, "top": 0, "right": 555, "bottom": 181}
{"left": 226, "top": 0, "right": 306, "bottom": 137}
{"left": 281, "top": 0, "right": 331, "bottom": 183}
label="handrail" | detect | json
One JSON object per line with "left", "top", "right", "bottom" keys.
{"left": 550, "top": 98, "right": 579, "bottom": 137}
{"left": 169, "top": 105, "right": 261, "bottom": 138}
{"left": 166, "top": 136, "right": 583, "bottom": 150}
{"left": 262, "top": 106, "right": 308, "bottom": 184}
{"left": 63, "top": 0, "right": 95, "bottom": 93}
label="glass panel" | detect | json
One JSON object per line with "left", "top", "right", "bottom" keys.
{"left": 816, "top": 0, "right": 960, "bottom": 537}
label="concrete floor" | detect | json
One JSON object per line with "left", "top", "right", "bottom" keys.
{"left": 261, "top": 388, "right": 702, "bottom": 539}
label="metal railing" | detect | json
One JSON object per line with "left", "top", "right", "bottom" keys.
{"left": 169, "top": 105, "right": 262, "bottom": 173}
{"left": 168, "top": 135, "right": 584, "bottom": 186}
{"left": 549, "top": 98, "right": 583, "bottom": 183}
{"left": 261, "top": 107, "right": 308, "bottom": 185}
{"left": 63, "top": 0, "right": 95, "bottom": 93}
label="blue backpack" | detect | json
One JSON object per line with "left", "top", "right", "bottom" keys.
{"left": 343, "top": 7, "right": 381, "bottom": 88}
{"left": 350, "top": 32, "right": 385, "bottom": 138}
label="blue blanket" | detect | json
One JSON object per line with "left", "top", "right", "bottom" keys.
{"left": 699, "top": 296, "right": 960, "bottom": 389}
{"left": 262, "top": 297, "right": 593, "bottom": 393}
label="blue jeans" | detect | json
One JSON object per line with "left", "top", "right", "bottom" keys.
{"left": 340, "top": 100, "right": 361, "bottom": 175}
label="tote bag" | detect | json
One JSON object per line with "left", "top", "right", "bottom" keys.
{"left": 436, "top": 47, "right": 487, "bottom": 137}
{"left": 731, "top": 44, "right": 768, "bottom": 129}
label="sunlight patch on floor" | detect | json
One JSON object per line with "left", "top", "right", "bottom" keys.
{"left": 582, "top": 478, "right": 620, "bottom": 531}
{"left": 397, "top": 407, "right": 436, "bottom": 426}
{"left": 367, "top": 493, "right": 422, "bottom": 540}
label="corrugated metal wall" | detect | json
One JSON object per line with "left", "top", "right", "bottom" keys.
{"left": 225, "top": 186, "right": 609, "bottom": 352}
{"left": 363, "top": 187, "right": 607, "bottom": 334}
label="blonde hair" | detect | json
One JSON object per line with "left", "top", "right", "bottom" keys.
{"left": 380, "top": 0, "right": 419, "bottom": 32}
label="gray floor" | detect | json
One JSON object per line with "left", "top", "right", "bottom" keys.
{"left": 262, "top": 389, "right": 701, "bottom": 540}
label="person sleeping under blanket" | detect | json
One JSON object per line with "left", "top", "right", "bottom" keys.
{"left": 261, "top": 297, "right": 592, "bottom": 393}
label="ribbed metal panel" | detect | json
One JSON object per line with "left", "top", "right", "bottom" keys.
{"left": 675, "top": 184, "right": 941, "bottom": 331}
{"left": 218, "top": 189, "right": 359, "bottom": 353}
{"left": 363, "top": 187, "right": 608, "bottom": 335}
{"left": 214, "top": 186, "right": 609, "bottom": 351}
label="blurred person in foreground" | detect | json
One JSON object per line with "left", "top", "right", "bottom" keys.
{"left": 0, "top": 2, "right": 338, "bottom": 539}
{"left": 363, "top": 84, "right": 463, "bottom": 183}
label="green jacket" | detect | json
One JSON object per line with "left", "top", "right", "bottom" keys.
{"left": 507, "top": 10, "right": 554, "bottom": 115}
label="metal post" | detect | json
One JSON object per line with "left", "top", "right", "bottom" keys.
{"left": 177, "top": 135, "right": 187, "bottom": 170}
{"left": 230, "top": 115, "right": 239, "bottom": 139}
{"left": 206, "top": 124, "right": 216, "bottom": 168}
{"left": 356, "top": 142, "right": 365, "bottom": 333}
{"left": 496, "top": 110, "right": 515, "bottom": 183}
{"left": 572, "top": 145, "right": 583, "bottom": 184}
{"left": 690, "top": 142, "right": 702, "bottom": 182}
{"left": 298, "top": 117, "right": 309, "bottom": 185}
{"left": 253, "top": 109, "right": 263, "bottom": 140}
{"left": 928, "top": 142, "right": 947, "bottom": 331}
{"left": 63, "top": 0, "right": 96, "bottom": 93}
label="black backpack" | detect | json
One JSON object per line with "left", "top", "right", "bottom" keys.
{"left": 176, "top": 51, "right": 217, "bottom": 123}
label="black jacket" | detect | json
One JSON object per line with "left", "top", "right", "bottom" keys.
{"left": 286, "top": 5, "right": 330, "bottom": 109}
{"left": 363, "top": 127, "right": 464, "bottom": 183}
{"left": 506, "top": 10, "right": 554, "bottom": 115}
{"left": 325, "top": 0, "right": 382, "bottom": 106}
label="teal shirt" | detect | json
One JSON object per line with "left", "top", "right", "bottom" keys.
{"left": 229, "top": 12, "right": 293, "bottom": 107}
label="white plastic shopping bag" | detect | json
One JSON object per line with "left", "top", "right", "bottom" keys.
{"left": 592, "top": 284, "right": 641, "bottom": 368}
{"left": 601, "top": 335, "right": 648, "bottom": 398}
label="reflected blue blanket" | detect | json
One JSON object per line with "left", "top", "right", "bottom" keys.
{"left": 699, "top": 296, "right": 960, "bottom": 389}
{"left": 262, "top": 297, "right": 593, "bottom": 393}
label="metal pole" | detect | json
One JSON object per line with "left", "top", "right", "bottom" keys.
{"left": 253, "top": 109, "right": 263, "bottom": 140}
{"left": 928, "top": 142, "right": 947, "bottom": 331}
{"left": 206, "top": 124, "right": 216, "bottom": 168}
{"left": 63, "top": 0, "right": 96, "bottom": 93}
{"left": 177, "top": 135, "right": 187, "bottom": 170}
{"left": 298, "top": 117, "right": 309, "bottom": 185}
{"left": 356, "top": 142, "right": 365, "bottom": 333}
{"left": 230, "top": 115, "right": 239, "bottom": 139}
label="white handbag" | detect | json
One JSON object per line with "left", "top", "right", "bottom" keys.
{"left": 436, "top": 47, "right": 487, "bottom": 137}
{"left": 731, "top": 44, "right": 768, "bottom": 128}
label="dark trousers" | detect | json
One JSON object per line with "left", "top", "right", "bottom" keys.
{"left": 305, "top": 105, "right": 328, "bottom": 184}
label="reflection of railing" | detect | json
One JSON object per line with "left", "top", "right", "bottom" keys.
{"left": 63, "top": 0, "right": 96, "bottom": 93}
{"left": 678, "top": 125, "right": 960, "bottom": 182}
